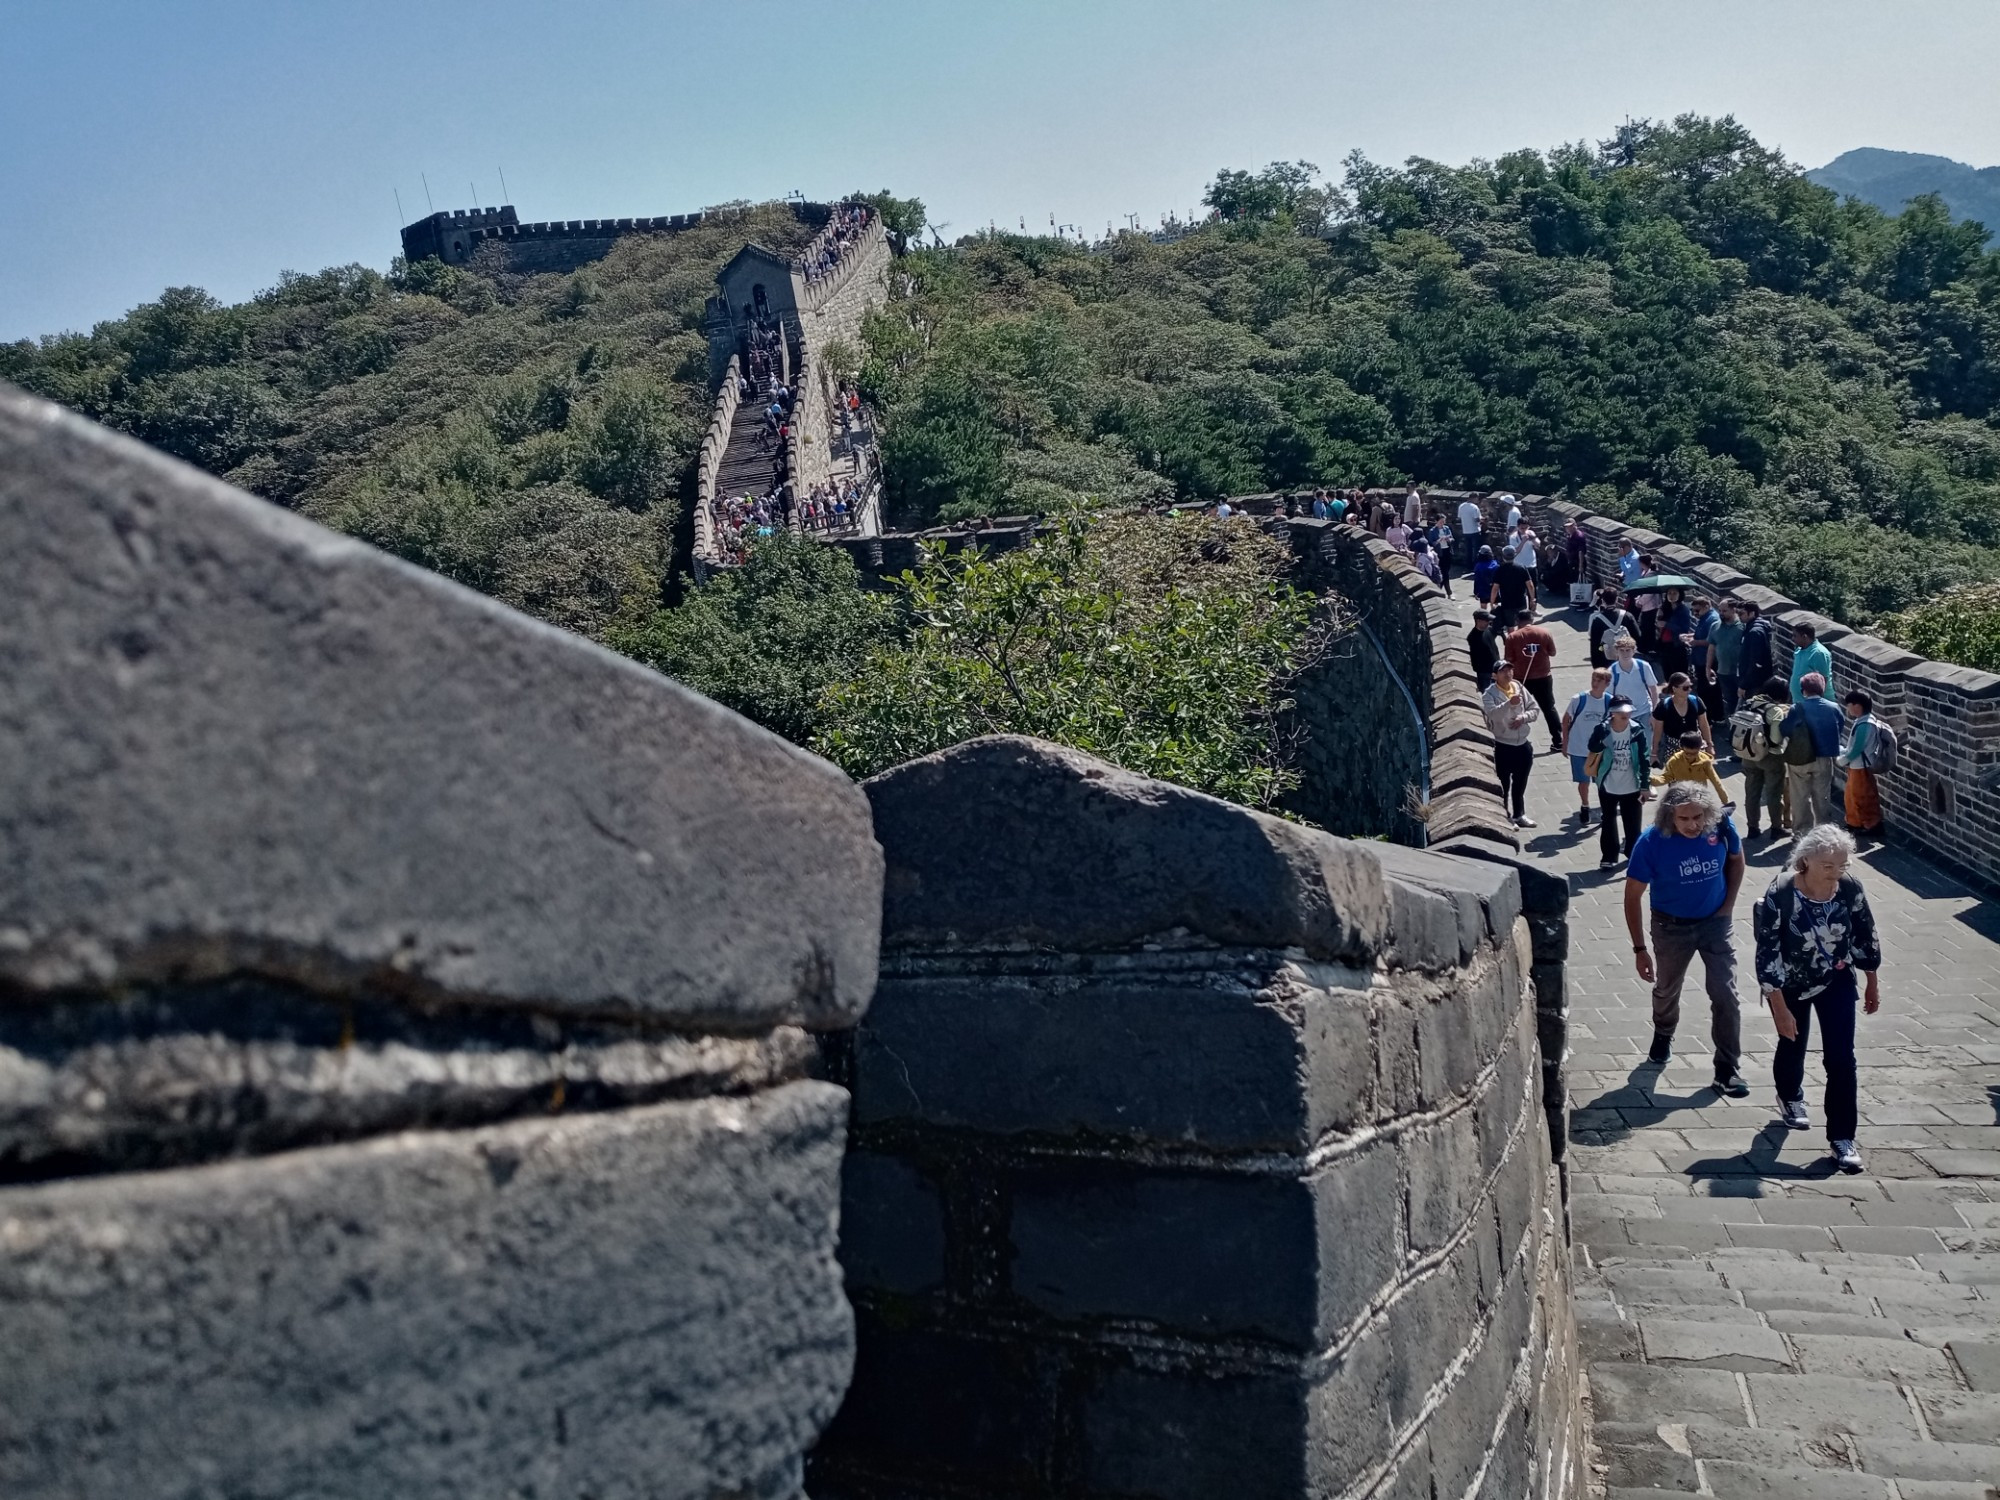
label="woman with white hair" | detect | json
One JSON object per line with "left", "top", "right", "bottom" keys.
{"left": 1753, "top": 824, "right": 1882, "bottom": 1173}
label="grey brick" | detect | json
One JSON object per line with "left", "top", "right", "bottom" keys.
{"left": 1640, "top": 1319, "right": 1792, "bottom": 1370}
{"left": 1745, "top": 1372, "right": 1924, "bottom": 1440}
{"left": 1588, "top": 1363, "right": 1748, "bottom": 1427}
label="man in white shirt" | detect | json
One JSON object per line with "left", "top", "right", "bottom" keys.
{"left": 1501, "top": 495, "right": 1522, "bottom": 535}
{"left": 1404, "top": 486, "right": 1424, "bottom": 526}
{"left": 1607, "top": 632, "right": 1661, "bottom": 717}
{"left": 1456, "top": 496, "right": 1485, "bottom": 571}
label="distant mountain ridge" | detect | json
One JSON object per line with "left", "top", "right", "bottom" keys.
{"left": 1810, "top": 147, "right": 2000, "bottom": 241}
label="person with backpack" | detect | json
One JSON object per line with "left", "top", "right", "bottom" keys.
{"left": 1606, "top": 633, "right": 1661, "bottom": 720}
{"left": 1588, "top": 588, "right": 1641, "bottom": 668}
{"left": 1562, "top": 667, "right": 1615, "bottom": 826}
{"left": 1781, "top": 672, "right": 1844, "bottom": 834}
{"left": 1731, "top": 677, "right": 1791, "bottom": 840}
{"left": 1590, "top": 697, "right": 1652, "bottom": 867}
{"left": 1839, "top": 689, "right": 1897, "bottom": 843}
{"left": 1754, "top": 824, "right": 1883, "bottom": 1174}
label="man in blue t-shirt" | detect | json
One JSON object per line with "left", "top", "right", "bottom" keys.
{"left": 1624, "top": 782, "right": 1748, "bottom": 1092}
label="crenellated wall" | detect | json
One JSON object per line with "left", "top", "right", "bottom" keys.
{"left": 811, "top": 736, "right": 1584, "bottom": 1500}
{"left": 690, "top": 353, "right": 742, "bottom": 582}
{"left": 401, "top": 200, "right": 834, "bottom": 275}
{"left": 1514, "top": 494, "right": 2000, "bottom": 893}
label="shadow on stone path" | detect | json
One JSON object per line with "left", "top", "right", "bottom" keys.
{"left": 1441, "top": 579, "right": 2000, "bottom": 1498}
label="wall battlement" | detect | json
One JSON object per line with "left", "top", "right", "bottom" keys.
{"left": 399, "top": 199, "right": 835, "bottom": 273}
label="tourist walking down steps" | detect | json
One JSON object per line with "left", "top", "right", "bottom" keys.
{"left": 1754, "top": 824, "right": 1883, "bottom": 1174}
{"left": 1624, "top": 781, "right": 1749, "bottom": 1095}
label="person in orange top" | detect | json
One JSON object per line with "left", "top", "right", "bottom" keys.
{"left": 1503, "top": 622, "right": 1562, "bottom": 753}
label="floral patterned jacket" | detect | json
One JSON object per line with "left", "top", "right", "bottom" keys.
{"left": 1753, "top": 872, "right": 1882, "bottom": 997}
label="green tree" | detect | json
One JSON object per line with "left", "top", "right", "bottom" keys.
{"left": 612, "top": 534, "right": 892, "bottom": 745}
{"left": 814, "top": 506, "right": 1334, "bottom": 809}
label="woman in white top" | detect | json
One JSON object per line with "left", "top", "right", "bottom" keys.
{"left": 1607, "top": 632, "right": 1661, "bottom": 718}
{"left": 1562, "top": 667, "right": 1615, "bottom": 825}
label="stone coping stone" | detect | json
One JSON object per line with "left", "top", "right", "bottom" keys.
{"left": 1771, "top": 606, "right": 1852, "bottom": 645}
{"left": 1368, "top": 841, "right": 1522, "bottom": 963}
{"left": 865, "top": 736, "right": 1387, "bottom": 963}
{"left": 0, "top": 384, "right": 880, "bottom": 1027}
{"left": 0, "top": 1082, "right": 851, "bottom": 1500}
{"left": 1906, "top": 659, "right": 2000, "bottom": 700}
{"left": 1833, "top": 633, "right": 1925, "bottom": 674}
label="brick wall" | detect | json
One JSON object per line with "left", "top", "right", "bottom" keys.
{"left": 812, "top": 736, "right": 1585, "bottom": 1500}
{"left": 1518, "top": 494, "right": 2000, "bottom": 892}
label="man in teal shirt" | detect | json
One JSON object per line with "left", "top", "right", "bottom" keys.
{"left": 1707, "top": 599, "right": 1746, "bottom": 724}
{"left": 1789, "top": 622, "right": 1833, "bottom": 702}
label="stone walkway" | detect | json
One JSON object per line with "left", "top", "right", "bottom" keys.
{"left": 1440, "top": 581, "right": 2000, "bottom": 1498}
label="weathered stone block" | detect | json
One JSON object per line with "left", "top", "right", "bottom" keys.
{"left": 0, "top": 1084, "right": 852, "bottom": 1500}
{"left": 0, "top": 383, "right": 880, "bottom": 1028}
{"left": 840, "top": 1150, "right": 947, "bottom": 1296}
{"left": 849, "top": 965, "right": 1375, "bottom": 1153}
{"left": 866, "top": 736, "right": 1386, "bottom": 962}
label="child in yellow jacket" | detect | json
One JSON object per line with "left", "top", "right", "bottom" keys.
{"left": 1657, "top": 730, "right": 1729, "bottom": 802}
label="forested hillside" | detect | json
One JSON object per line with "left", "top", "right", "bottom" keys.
{"left": 9, "top": 115, "right": 2000, "bottom": 647}
{"left": 1812, "top": 148, "right": 2000, "bottom": 247}
{"left": 866, "top": 117, "right": 2000, "bottom": 622}
{"left": 1, "top": 205, "right": 817, "bottom": 637}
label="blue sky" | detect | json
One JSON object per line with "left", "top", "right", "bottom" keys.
{"left": 6, "top": 0, "right": 2000, "bottom": 341}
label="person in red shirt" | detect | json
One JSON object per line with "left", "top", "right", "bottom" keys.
{"left": 1504, "top": 623, "right": 1563, "bottom": 753}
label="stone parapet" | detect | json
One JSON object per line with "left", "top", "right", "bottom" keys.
{"left": 811, "top": 736, "right": 1583, "bottom": 1500}
{"left": 692, "top": 352, "right": 742, "bottom": 578}
{"left": 0, "top": 383, "right": 880, "bottom": 1497}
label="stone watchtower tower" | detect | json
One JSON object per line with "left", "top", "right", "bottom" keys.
{"left": 709, "top": 243, "right": 808, "bottom": 384}
{"left": 400, "top": 206, "right": 520, "bottom": 266}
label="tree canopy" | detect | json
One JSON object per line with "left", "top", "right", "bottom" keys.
{"left": 859, "top": 116, "right": 2000, "bottom": 625}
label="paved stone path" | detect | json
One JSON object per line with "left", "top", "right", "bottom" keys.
{"left": 1441, "top": 581, "right": 2000, "bottom": 1498}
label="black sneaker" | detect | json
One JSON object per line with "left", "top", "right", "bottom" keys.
{"left": 1715, "top": 1072, "right": 1750, "bottom": 1097}
{"left": 1647, "top": 1032, "right": 1672, "bottom": 1064}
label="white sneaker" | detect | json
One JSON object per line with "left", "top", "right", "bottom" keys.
{"left": 1831, "top": 1139, "right": 1863, "bottom": 1174}
{"left": 1781, "top": 1098, "right": 1810, "bottom": 1131}
{"left": 1515, "top": 814, "right": 1537, "bottom": 829}
{"left": 1598, "top": 856, "right": 1618, "bottom": 870}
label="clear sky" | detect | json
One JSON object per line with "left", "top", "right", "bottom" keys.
{"left": 6, "top": 0, "right": 1999, "bottom": 342}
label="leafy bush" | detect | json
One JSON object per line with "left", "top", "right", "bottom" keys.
{"left": 1877, "top": 582, "right": 2000, "bottom": 674}
{"left": 812, "top": 506, "right": 1337, "bottom": 810}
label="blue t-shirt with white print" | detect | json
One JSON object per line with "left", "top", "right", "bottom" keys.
{"left": 1628, "top": 817, "right": 1742, "bottom": 919}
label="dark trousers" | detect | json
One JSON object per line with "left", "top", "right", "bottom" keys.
{"left": 1463, "top": 534, "right": 1483, "bottom": 571}
{"left": 1600, "top": 791, "right": 1643, "bottom": 860}
{"left": 1494, "top": 742, "right": 1533, "bottom": 817}
{"left": 1713, "top": 674, "right": 1740, "bottom": 721}
{"left": 1525, "top": 676, "right": 1560, "bottom": 747}
{"left": 1773, "top": 969, "right": 1859, "bottom": 1142}
{"left": 1650, "top": 910, "right": 1742, "bottom": 1079}
{"left": 1741, "top": 762, "right": 1785, "bottom": 833}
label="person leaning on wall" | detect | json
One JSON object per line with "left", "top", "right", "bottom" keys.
{"left": 1754, "top": 824, "right": 1882, "bottom": 1175}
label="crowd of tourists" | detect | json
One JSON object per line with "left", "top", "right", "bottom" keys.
{"left": 802, "top": 204, "right": 874, "bottom": 287}
{"left": 1454, "top": 496, "right": 1896, "bottom": 1177}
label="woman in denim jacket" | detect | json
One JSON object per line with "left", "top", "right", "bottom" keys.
{"left": 1752, "top": 825, "right": 1883, "bottom": 1174}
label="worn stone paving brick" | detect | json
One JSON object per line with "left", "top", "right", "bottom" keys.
{"left": 1587, "top": 1362, "right": 1750, "bottom": 1427}
{"left": 1697, "top": 1459, "right": 1893, "bottom": 1498}
{"left": 1741, "top": 1287, "right": 1877, "bottom": 1315}
{"left": 1760, "top": 1310, "right": 1906, "bottom": 1339}
{"left": 1948, "top": 1338, "right": 2000, "bottom": 1392}
{"left": 1619, "top": 1300, "right": 1759, "bottom": 1323}
{"left": 1855, "top": 1434, "right": 2000, "bottom": 1483}
{"left": 1744, "top": 1372, "right": 1924, "bottom": 1440}
{"left": 1833, "top": 1226, "right": 1949, "bottom": 1255}
{"left": 1625, "top": 1219, "right": 1734, "bottom": 1251}
{"left": 1854, "top": 1198, "right": 1977, "bottom": 1227}
{"left": 1726, "top": 1224, "right": 1837, "bottom": 1252}
{"left": 1788, "top": 1333, "right": 1962, "bottom": 1385}
{"left": 1639, "top": 1319, "right": 1792, "bottom": 1371}
{"left": 1912, "top": 1386, "right": 2000, "bottom": 1443}
{"left": 1753, "top": 1196, "right": 1867, "bottom": 1226}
